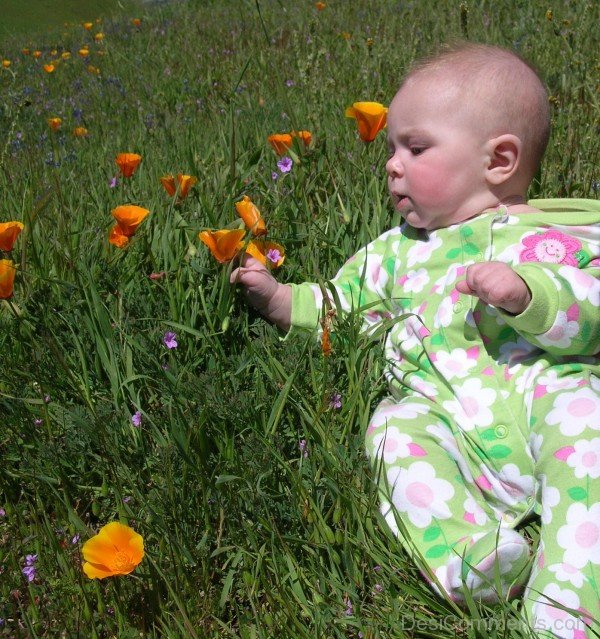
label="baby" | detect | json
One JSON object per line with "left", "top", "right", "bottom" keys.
{"left": 231, "top": 42, "right": 600, "bottom": 637}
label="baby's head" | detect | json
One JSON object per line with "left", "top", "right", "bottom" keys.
{"left": 386, "top": 42, "right": 550, "bottom": 230}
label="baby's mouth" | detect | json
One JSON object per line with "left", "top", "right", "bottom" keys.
{"left": 395, "top": 194, "right": 410, "bottom": 208}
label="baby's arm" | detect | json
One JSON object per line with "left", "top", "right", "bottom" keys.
{"left": 230, "top": 256, "right": 292, "bottom": 331}
{"left": 456, "top": 262, "right": 531, "bottom": 315}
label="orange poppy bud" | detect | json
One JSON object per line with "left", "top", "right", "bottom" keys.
{"left": 177, "top": 174, "right": 197, "bottom": 199}
{"left": 32, "top": 51, "right": 42, "bottom": 59}
{"left": 2, "top": 60, "right": 11, "bottom": 68}
{"left": 132, "top": 18, "right": 142, "bottom": 27}
{"left": 235, "top": 195, "right": 267, "bottom": 237}
{"left": 345, "top": 101, "right": 388, "bottom": 142}
{"left": 111, "top": 205, "right": 149, "bottom": 237}
{"left": 82, "top": 522, "right": 144, "bottom": 579}
{"left": 94, "top": 32, "right": 104, "bottom": 41}
{"left": 244, "top": 240, "right": 285, "bottom": 268}
{"left": 267, "top": 133, "right": 293, "bottom": 155}
{"left": 108, "top": 225, "right": 129, "bottom": 248}
{"left": 0, "top": 221, "right": 24, "bottom": 251}
{"left": 315, "top": 1, "right": 326, "bottom": 9}
{"left": 83, "top": 22, "right": 93, "bottom": 30}
{"left": 44, "top": 64, "right": 55, "bottom": 73}
{"left": 78, "top": 48, "right": 89, "bottom": 57}
{"left": 73, "top": 127, "right": 89, "bottom": 137}
{"left": 160, "top": 175, "right": 177, "bottom": 197}
{"left": 199, "top": 229, "right": 245, "bottom": 264}
{"left": 292, "top": 130, "right": 312, "bottom": 147}
{"left": 47, "top": 117, "right": 62, "bottom": 131}
{"left": 22, "top": 48, "right": 30, "bottom": 55}
{"left": 0, "top": 259, "right": 16, "bottom": 299}
{"left": 115, "top": 153, "right": 142, "bottom": 178}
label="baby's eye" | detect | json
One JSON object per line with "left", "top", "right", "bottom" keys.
{"left": 410, "top": 146, "right": 426, "bottom": 156}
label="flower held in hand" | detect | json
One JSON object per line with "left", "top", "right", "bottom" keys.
{"left": 82, "top": 522, "right": 144, "bottom": 579}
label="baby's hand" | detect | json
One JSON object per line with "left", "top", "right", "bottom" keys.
{"left": 230, "top": 256, "right": 292, "bottom": 330}
{"left": 456, "top": 262, "right": 531, "bottom": 315}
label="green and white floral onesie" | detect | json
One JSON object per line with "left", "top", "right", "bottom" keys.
{"left": 289, "top": 199, "right": 600, "bottom": 638}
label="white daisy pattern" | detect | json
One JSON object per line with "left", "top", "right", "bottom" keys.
{"left": 557, "top": 503, "right": 600, "bottom": 570}
{"left": 442, "top": 378, "right": 496, "bottom": 431}
{"left": 433, "top": 348, "right": 478, "bottom": 380}
{"left": 386, "top": 461, "right": 454, "bottom": 529}
{"left": 546, "top": 388, "right": 600, "bottom": 436}
{"left": 547, "top": 563, "right": 586, "bottom": 589}
{"left": 565, "top": 438, "right": 600, "bottom": 479}
{"left": 531, "top": 584, "right": 588, "bottom": 639}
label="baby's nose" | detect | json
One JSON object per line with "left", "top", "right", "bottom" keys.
{"left": 386, "top": 153, "right": 403, "bottom": 177}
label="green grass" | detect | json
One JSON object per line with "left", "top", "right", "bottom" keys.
{"left": 0, "top": 0, "right": 598, "bottom": 637}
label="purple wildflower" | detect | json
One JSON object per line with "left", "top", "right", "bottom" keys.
{"left": 163, "top": 331, "right": 178, "bottom": 349}
{"left": 277, "top": 156, "right": 293, "bottom": 173}
{"left": 22, "top": 554, "right": 37, "bottom": 582}
{"left": 0, "top": 508, "right": 5, "bottom": 517}
{"left": 43, "top": 395, "right": 51, "bottom": 403}
{"left": 109, "top": 176, "right": 118, "bottom": 188}
{"left": 299, "top": 439, "right": 308, "bottom": 458}
{"left": 285, "top": 79, "right": 294, "bottom": 87}
{"left": 271, "top": 171, "right": 279, "bottom": 181}
{"left": 131, "top": 411, "right": 142, "bottom": 427}
{"left": 71, "top": 534, "right": 80, "bottom": 544}
{"left": 34, "top": 418, "right": 43, "bottom": 426}
{"left": 329, "top": 393, "right": 342, "bottom": 409}
{"left": 123, "top": 496, "right": 131, "bottom": 504}
{"left": 343, "top": 595, "right": 353, "bottom": 616}
{"left": 266, "top": 248, "right": 282, "bottom": 264}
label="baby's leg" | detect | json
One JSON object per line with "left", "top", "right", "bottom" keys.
{"left": 525, "top": 376, "right": 600, "bottom": 638}
{"left": 366, "top": 396, "right": 533, "bottom": 604}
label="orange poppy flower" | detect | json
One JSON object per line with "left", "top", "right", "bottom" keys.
{"left": 47, "top": 117, "right": 62, "bottom": 131}
{"left": 22, "top": 48, "right": 30, "bottom": 55}
{"left": 73, "top": 127, "right": 89, "bottom": 137}
{"left": 292, "top": 130, "right": 312, "bottom": 147}
{"left": 244, "top": 240, "right": 285, "bottom": 268}
{"left": 315, "top": 2, "right": 326, "bottom": 9}
{"left": 199, "top": 229, "right": 245, "bottom": 263}
{"left": 0, "top": 221, "right": 24, "bottom": 251}
{"left": 61, "top": 51, "right": 71, "bottom": 60}
{"left": 160, "top": 174, "right": 197, "bottom": 199}
{"left": 267, "top": 133, "right": 293, "bottom": 155}
{"left": 83, "top": 22, "right": 93, "bottom": 30}
{"left": 108, "top": 225, "right": 130, "bottom": 248}
{"left": 2, "top": 60, "right": 11, "bottom": 68}
{"left": 32, "top": 51, "right": 42, "bottom": 59}
{"left": 94, "top": 32, "right": 104, "bottom": 41}
{"left": 235, "top": 196, "right": 267, "bottom": 237}
{"left": 78, "top": 48, "right": 89, "bottom": 58}
{"left": 112, "top": 205, "right": 149, "bottom": 236}
{"left": 115, "top": 153, "right": 142, "bottom": 178}
{"left": 345, "top": 101, "right": 388, "bottom": 142}
{"left": 132, "top": 18, "right": 142, "bottom": 27}
{"left": 0, "top": 260, "right": 16, "bottom": 299}
{"left": 44, "top": 64, "right": 55, "bottom": 73}
{"left": 82, "top": 522, "right": 144, "bottom": 579}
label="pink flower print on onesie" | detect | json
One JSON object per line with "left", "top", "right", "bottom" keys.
{"left": 519, "top": 230, "right": 581, "bottom": 266}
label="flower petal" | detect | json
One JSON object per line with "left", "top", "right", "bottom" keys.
{"left": 0, "top": 221, "right": 24, "bottom": 251}
{"left": 199, "top": 229, "right": 245, "bottom": 263}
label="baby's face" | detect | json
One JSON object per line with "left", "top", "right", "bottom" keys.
{"left": 386, "top": 77, "right": 491, "bottom": 230}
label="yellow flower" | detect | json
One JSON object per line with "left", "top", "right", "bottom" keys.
{"left": 50, "top": 49, "right": 58, "bottom": 56}
{"left": 47, "top": 117, "right": 62, "bottom": 131}
{"left": 61, "top": 51, "right": 71, "bottom": 60}
{"left": 112, "top": 205, "right": 149, "bottom": 237}
{"left": 267, "top": 133, "right": 293, "bottom": 155}
{"left": 366, "top": 38, "right": 374, "bottom": 49}
{"left": 235, "top": 195, "right": 267, "bottom": 237}
{"left": 345, "top": 101, "right": 387, "bottom": 142}
{"left": 83, "top": 22, "right": 93, "bottom": 30}
{"left": 78, "top": 48, "right": 89, "bottom": 58}
{"left": 94, "top": 32, "right": 104, "bottom": 41}
{"left": 160, "top": 174, "right": 197, "bottom": 199}
{"left": 32, "top": 51, "right": 42, "bottom": 59}
{"left": 44, "top": 64, "right": 55, "bottom": 73}
{"left": 545, "top": 9, "right": 553, "bottom": 20}
{"left": 0, "top": 222, "right": 24, "bottom": 251}
{"left": 199, "top": 229, "right": 246, "bottom": 263}
{"left": 115, "top": 153, "right": 142, "bottom": 178}
{"left": 341, "top": 32, "right": 351, "bottom": 40}
{"left": 87, "top": 64, "right": 100, "bottom": 75}
{"left": 2, "top": 60, "right": 11, "bottom": 68}
{"left": 73, "top": 127, "right": 89, "bottom": 137}
{"left": 82, "top": 522, "right": 144, "bottom": 579}
{"left": 0, "top": 260, "right": 16, "bottom": 299}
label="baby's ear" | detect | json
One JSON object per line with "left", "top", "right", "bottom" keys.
{"left": 485, "top": 134, "right": 522, "bottom": 185}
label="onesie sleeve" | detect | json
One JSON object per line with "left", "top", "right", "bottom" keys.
{"left": 498, "top": 229, "right": 600, "bottom": 356}
{"left": 289, "top": 227, "right": 405, "bottom": 335}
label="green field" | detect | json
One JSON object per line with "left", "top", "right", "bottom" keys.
{"left": 0, "top": 0, "right": 598, "bottom": 637}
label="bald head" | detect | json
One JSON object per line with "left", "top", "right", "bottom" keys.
{"left": 400, "top": 42, "right": 550, "bottom": 183}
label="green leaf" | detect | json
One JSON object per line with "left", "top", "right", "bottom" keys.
{"left": 487, "top": 445, "right": 512, "bottom": 459}
{"left": 463, "top": 243, "right": 480, "bottom": 255}
{"left": 567, "top": 487, "right": 588, "bottom": 501}
{"left": 460, "top": 226, "right": 473, "bottom": 237}
{"left": 430, "top": 333, "right": 445, "bottom": 345}
{"left": 423, "top": 526, "right": 441, "bottom": 542}
{"left": 445, "top": 247, "right": 461, "bottom": 259}
{"left": 480, "top": 428, "right": 497, "bottom": 441}
{"left": 425, "top": 544, "right": 449, "bottom": 559}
